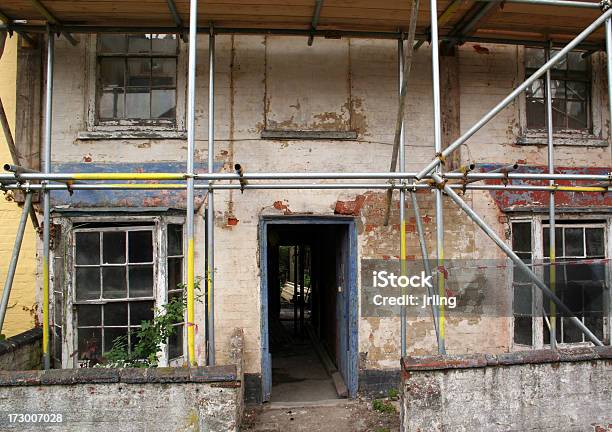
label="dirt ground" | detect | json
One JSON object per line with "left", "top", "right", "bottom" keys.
{"left": 241, "top": 397, "right": 400, "bottom": 432}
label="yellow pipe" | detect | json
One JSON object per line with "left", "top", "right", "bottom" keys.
{"left": 554, "top": 185, "right": 609, "bottom": 192}
{"left": 90, "top": 183, "right": 186, "bottom": 189}
{"left": 72, "top": 173, "right": 185, "bottom": 181}
{"left": 187, "top": 239, "right": 195, "bottom": 365}
{"left": 42, "top": 260, "right": 49, "bottom": 361}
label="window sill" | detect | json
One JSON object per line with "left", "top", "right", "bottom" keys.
{"left": 77, "top": 130, "right": 187, "bottom": 140}
{"left": 517, "top": 133, "right": 608, "bottom": 147}
{"left": 261, "top": 129, "right": 357, "bottom": 140}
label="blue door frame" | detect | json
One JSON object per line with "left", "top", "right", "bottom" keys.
{"left": 259, "top": 215, "right": 358, "bottom": 401}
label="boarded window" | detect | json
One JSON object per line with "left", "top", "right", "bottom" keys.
{"left": 525, "top": 48, "right": 591, "bottom": 132}
{"left": 265, "top": 37, "right": 352, "bottom": 133}
{"left": 97, "top": 34, "right": 178, "bottom": 123}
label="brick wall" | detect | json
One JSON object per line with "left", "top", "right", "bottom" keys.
{"left": 0, "top": 328, "right": 42, "bottom": 370}
{"left": 0, "top": 366, "right": 242, "bottom": 432}
{"left": 401, "top": 346, "right": 612, "bottom": 431}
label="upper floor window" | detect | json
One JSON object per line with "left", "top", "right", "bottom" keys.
{"left": 524, "top": 48, "right": 591, "bottom": 132}
{"left": 97, "top": 34, "right": 178, "bottom": 125}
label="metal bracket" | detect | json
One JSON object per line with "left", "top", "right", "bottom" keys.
{"left": 435, "top": 151, "right": 446, "bottom": 165}
{"left": 601, "top": 0, "right": 611, "bottom": 12}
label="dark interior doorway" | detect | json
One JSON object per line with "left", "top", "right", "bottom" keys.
{"left": 263, "top": 221, "right": 354, "bottom": 402}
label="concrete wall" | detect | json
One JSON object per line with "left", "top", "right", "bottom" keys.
{"left": 401, "top": 346, "right": 612, "bottom": 431}
{"left": 0, "top": 35, "right": 38, "bottom": 338}
{"left": 0, "top": 366, "right": 242, "bottom": 431}
{"left": 28, "top": 35, "right": 612, "bottom": 379}
{"left": 0, "top": 328, "right": 42, "bottom": 370}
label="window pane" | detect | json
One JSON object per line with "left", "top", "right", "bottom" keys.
{"left": 168, "top": 324, "right": 183, "bottom": 359}
{"left": 543, "top": 315, "right": 561, "bottom": 344}
{"left": 103, "top": 231, "right": 126, "bottom": 264}
{"left": 552, "top": 99, "right": 566, "bottom": 130}
{"left": 129, "top": 265, "right": 154, "bottom": 297}
{"left": 525, "top": 48, "right": 545, "bottom": 68}
{"left": 127, "top": 59, "right": 151, "bottom": 87}
{"left": 104, "top": 327, "right": 128, "bottom": 354}
{"left": 77, "top": 304, "right": 101, "bottom": 327}
{"left": 526, "top": 79, "right": 544, "bottom": 98}
{"left": 78, "top": 328, "right": 102, "bottom": 363}
{"left": 99, "top": 35, "right": 127, "bottom": 53}
{"left": 102, "top": 267, "right": 127, "bottom": 298}
{"left": 567, "top": 51, "right": 587, "bottom": 71}
{"left": 105, "top": 302, "right": 128, "bottom": 326}
{"left": 100, "top": 58, "right": 125, "bottom": 88}
{"left": 99, "top": 88, "right": 125, "bottom": 119}
{"left": 130, "top": 301, "right": 154, "bottom": 326}
{"left": 550, "top": 50, "right": 567, "bottom": 70}
{"left": 585, "top": 228, "right": 605, "bottom": 257}
{"left": 512, "top": 222, "right": 531, "bottom": 253}
{"left": 129, "top": 231, "right": 153, "bottom": 262}
{"left": 563, "top": 317, "right": 583, "bottom": 343}
{"left": 526, "top": 98, "right": 545, "bottom": 129}
{"left": 550, "top": 79, "right": 565, "bottom": 99}
{"left": 168, "top": 225, "right": 183, "bottom": 256}
{"left": 543, "top": 227, "right": 563, "bottom": 258}
{"left": 566, "top": 101, "right": 587, "bottom": 130}
{"left": 168, "top": 258, "right": 183, "bottom": 291}
{"left": 566, "top": 81, "right": 587, "bottom": 101}
{"left": 128, "top": 34, "right": 151, "bottom": 54}
{"left": 583, "top": 283, "right": 603, "bottom": 312}
{"left": 152, "top": 34, "right": 178, "bottom": 54}
{"left": 584, "top": 314, "right": 604, "bottom": 340}
{"left": 513, "top": 284, "right": 532, "bottom": 315}
{"left": 76, "top": 267, "right": 100, "bottom": 300}
{"left": 126, "top": 88, "right": 151, "bottom": 119}
{"left": 564, "top": 228, "right": 584, "bottom": 256}
{"left": 152, "top": 58, "right": 176, "bottom": 87}
{"left": 151, "top": 89, "right": 176, "bottom": 119}
{"left": 76, "top": 232, "right": 100, "bottom": 265}
{"left": 514, "top": 316, "right": 532, "bottom": 345}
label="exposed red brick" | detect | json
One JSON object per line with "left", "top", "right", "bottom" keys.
{"left": 334, "top": 194, "right": 366, "bottom": 215}
{"left": 227, "top": 217, "right": 239, "bottom": 226}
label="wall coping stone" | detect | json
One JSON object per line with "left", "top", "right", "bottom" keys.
{"left": 0, "top": 365, "right": 237, "bottom": 386}
{"left": 402, "top": 346, "right": 612, "bottom": 371}
{"left": 0, "top": 328, "right": 42, "bottom": 355}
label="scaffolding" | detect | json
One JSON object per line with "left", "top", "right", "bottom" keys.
{"left": 0, "top": 0, "right": 610, "bottom": 370}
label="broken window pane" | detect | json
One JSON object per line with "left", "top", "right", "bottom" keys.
{"left": 168, "top": 258, "right": 183, "bottom": 291}
{"left": 513, "top": 316, "right": 532, "bottom": 345}
{"left": 76, "top": 267, "right": 100, "bottom": 300}
{"left": 78, "top": 328, "right": 102, "bottom": 363}
{"left": 76, "top": 232, "right": 100, "bottom": 265}
{"left": 99, "top": 89, "right": 125, "bottom": 120}
{"left": 152, "top": 34, "right": 178, "bottom": 54}
{"left": 104, "top": 327, "right": 128, "bottom": 354}
{"left": 512, "top": 222, "right": 531, "bottom": 254}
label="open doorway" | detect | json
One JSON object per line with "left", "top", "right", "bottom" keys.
{"left": 260, "top": 217, "right": 357, "bottom": 403}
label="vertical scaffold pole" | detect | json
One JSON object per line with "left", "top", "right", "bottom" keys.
{"left": 429, "top": 0, "right": 446, "bottom": 353}
{"left": 207, "top": 27, "right": 216, "bottom": 365}
{"left": 545, "top": 42, "right": 557, "bottom": 349}
{"left": 42, "top": 31, "right": 54, "bottom": 370}
{"left": 186, "top": 0, "right": 198, "bottom": 366}
{"left": 398, "top": 38, "right": 407, "bottom": 358}
{"left": 605, "top": 11, "right": 612, "bottom": 346}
